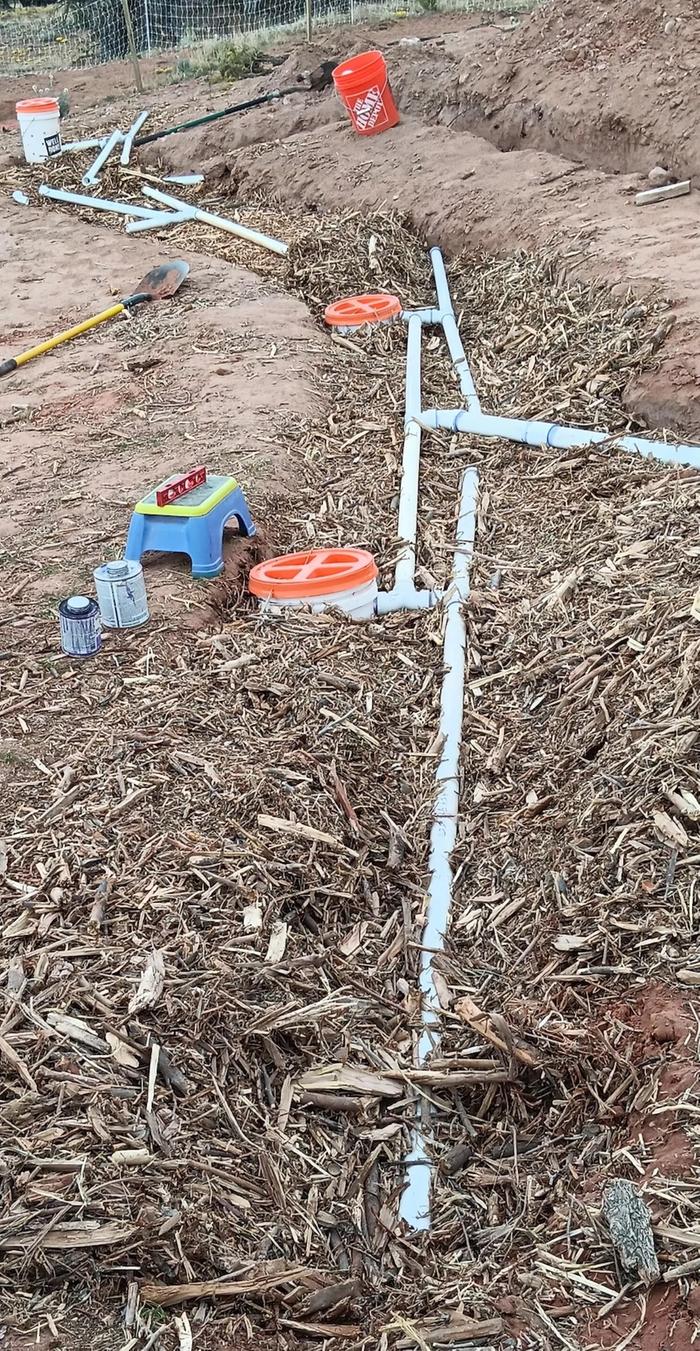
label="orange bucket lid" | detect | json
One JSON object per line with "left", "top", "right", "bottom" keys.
{"left": 16, "top": 98, "right": 60, "bottom": 114}
{"left": 324, "top": 293, "right": 402, "bottom": 328}
{"left": 249, "top": 547, "right": 377, "bottom": 601}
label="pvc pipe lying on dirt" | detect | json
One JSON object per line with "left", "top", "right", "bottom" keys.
{"left": 420, "top": 408, "right": 700, "bottom": 471}
{"left": 39, "top": 183, "right": 174, "bottom": 222}
{"left": 399, "top": 467, "right": 479, "bottom": 1230}
{"left": 395, "top": 313, "right": 422, "bottom": 590}
{"left": 62, "top": 136, "right": 107, "bottom": 153}
{"left": 425, "top": 246, "right": 700, "bottom": 468}
{"left": 139, "top": 185, "right": 289, "bottom": 257}
{"left": 375, "top": 314, "right": 439, "bottom": 615}
{"left": 394, "top": 247, "right": 700, "bottom": 1231}
{"left": 125, "top": 209, "right": 192, "bottom": 233}
{"left": 430, "top": 247, "right": 480, "bottom": 412}
{"left": 120, "top": 110, "right": 150, "bottom": 166}
{"left": 83, "top": 127, "right": 123, "bottom": 186}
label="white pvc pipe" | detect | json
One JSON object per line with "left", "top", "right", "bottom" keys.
{"left": 376, "top": 585, "right": 436, "bottom": 614}
{"left": 399, "top": 467, "right": 479, "bottom": 1230}
{"left": 397, "top": 313, "right": 422, "bottom": 588}
{"left": 125, "top": 209, "right": 192, "bottom": 234}
{"left": 62, "top": 136, "right": 107, "bottom": 153}
{"left": 393, "top": 246, "right": 700, "bottom": 1233}
{"left": 39, "top": 183, "right": 173, "bottom": 221}
{"left": 141, "top": 185, "right": 288, "bottom": 257}
{"left": 401, "top": 308, "right": 441, "bottom": 325}
{"left": 120, "top": 110, "right": 150, "bottom": 166}
{"left": 83, "top": 128, "right": 123, "bottom": 186}
{"left": 426, "top": 246, "right": 700, "bottom": 469}
{"left": 430, "top": 247, "right": 480, "bottom": 412}
{"left": 375, "top": 316, "right": 440, "bottom": 615}
{"left": 421, "top": 408, "right": 700, "bottom": 471}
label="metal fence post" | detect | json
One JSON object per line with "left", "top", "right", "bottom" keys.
{"left": 305, "top": 0, "right": 312, "bottom": 41}
{"left": 143, "top": 0, "right": 152, "bottom": 57}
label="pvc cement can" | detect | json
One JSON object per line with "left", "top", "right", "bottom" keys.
{"left": 59, "top": 596, "right": 101, "bottom": 656}
{"left": 94, "top": 559, "right": 149, "bottom": 629}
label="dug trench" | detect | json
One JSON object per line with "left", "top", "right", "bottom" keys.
{"left": 1, "top": 16, "right": 700, "bottom": 1351}
{"left": 120, "top": 0, "right": 700, "bottom": 441}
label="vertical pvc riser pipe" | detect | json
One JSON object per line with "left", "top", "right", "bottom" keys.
{"left": 399, "top": 467, "right": 479, "bottom": 1232}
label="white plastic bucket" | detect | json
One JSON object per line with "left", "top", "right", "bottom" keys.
{"left": 261, "top": 577, "right": 378, "bottom": 621}
{"left": 16, "top": 98, "right": 62, "bottom": 165}
{"left": 94, "top": 559, "right": 149, "bottom": 628}
{"left": 249, "top": 548, "right": 379, "bottom": 622}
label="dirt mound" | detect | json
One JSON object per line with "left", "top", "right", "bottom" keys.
{"left": 501, "top": 0, "right": 692, "bottom": 67}
{"left": 457, "top": 0, "right": 699, "bottom": 178}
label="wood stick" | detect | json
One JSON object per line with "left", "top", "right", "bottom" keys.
{"left": 119, "top": 0, "right": 144, "bottom": 94}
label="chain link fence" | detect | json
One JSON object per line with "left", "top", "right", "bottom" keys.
{"left": 0, "top": 0, "right": 530, "bottom": 78}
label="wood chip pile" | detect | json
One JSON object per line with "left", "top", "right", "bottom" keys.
{"left": 2, "top": 175, "right": 700, "bottom": 1349}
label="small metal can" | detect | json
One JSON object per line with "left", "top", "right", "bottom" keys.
{"left": 59, "top": 596, "right": 101, "bottom": 656}
{"left": 94, "top": 559, "right": 149, "bottom": 629}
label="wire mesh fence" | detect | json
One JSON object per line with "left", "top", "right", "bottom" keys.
{"left": 0, "top": 0, "right": 532, "bottom": 78}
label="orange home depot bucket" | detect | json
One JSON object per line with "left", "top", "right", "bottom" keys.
{"left": 332, "top": 50, "right": 400, "bottom": 137}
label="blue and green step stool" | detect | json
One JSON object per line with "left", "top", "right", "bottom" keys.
{"left": 125, "top": 472, "right": 256, "bottom": 579}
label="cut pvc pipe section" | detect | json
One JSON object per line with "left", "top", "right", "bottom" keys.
{"left": 399, "top": 467, "right": 479, "bottom": 1230}
{"left": 83, "top": 127, "right": 123, "bottom": 186}
{"left": 39, "top": 183, "right": 176, "bottom": 222}
{"left": 141, "top": 184, "right": 288, "bottom": 256}
{"left": 62, "top": 136, "right": 107, "bottom": 153}
{"left": 420, "top": 408, "right": 700, "bottom": 471}
{"left": 126, "top": 209, "right": 192, "bottom": 234}
{"left": 120, "top": 110, "right": 149, "bottom": 166}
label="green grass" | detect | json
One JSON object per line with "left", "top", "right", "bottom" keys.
{"left": 174, "top": 39, "right": 267, "bottom": 84}
{"left": 0, "top": 746, "right": 22, "bottom": 766}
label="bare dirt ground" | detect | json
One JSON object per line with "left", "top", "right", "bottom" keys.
{"left": 0, "top": 198, "right": 320, "bottom": 623}
{"left": 1, "top": 3, "right": 700, "bottom": 1349}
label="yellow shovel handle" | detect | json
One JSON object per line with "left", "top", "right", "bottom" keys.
{"left": 1, "top": 302, "right": 127, "bottom": 375}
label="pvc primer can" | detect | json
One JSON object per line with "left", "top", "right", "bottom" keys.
{"left": 59, "top": 596, "right": 101, "bottom": 656}
{"left": 94, "top": 559, "right": 149, "bottom": 629}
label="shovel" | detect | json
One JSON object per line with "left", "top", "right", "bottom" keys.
{"left": 0, "top": 260, "right": 190, "bottom": 377}
{"left": 133, "top": 61, "right": 337, "bottom": 149}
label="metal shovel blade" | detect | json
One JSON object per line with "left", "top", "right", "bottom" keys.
{"left": 136, "top": 259, "right": 190, "bottom": 301}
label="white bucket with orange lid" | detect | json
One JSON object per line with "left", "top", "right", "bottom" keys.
{"left": 249, "top": 547, "right": 378, "bottom": 621}
{"left": 324, "top": 293, "right": 402, "bottom": 336}
{"left": 16, "top": 98, "right": 62, "bottom": 165}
